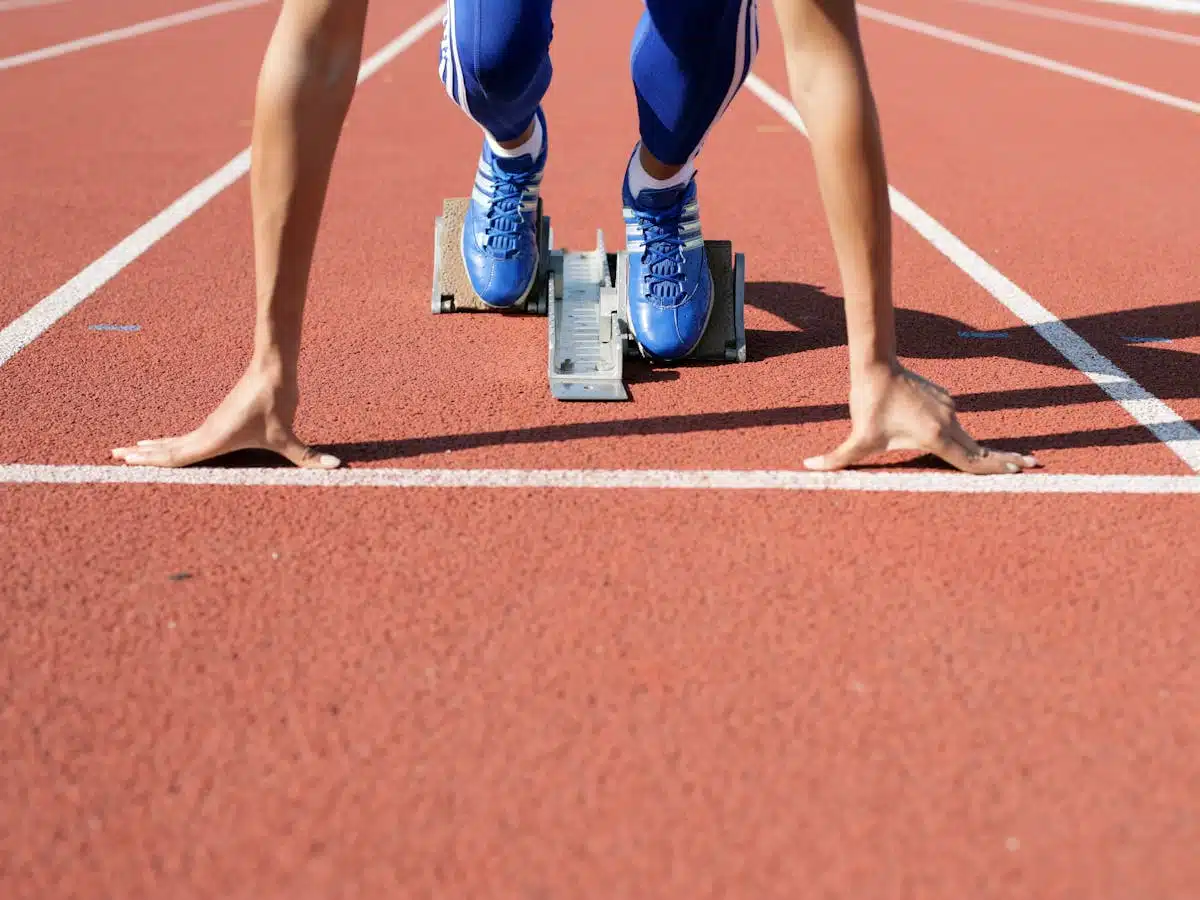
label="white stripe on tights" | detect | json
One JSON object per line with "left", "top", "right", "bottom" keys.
{"left": 442, "top": 0, "right": 472, "bottom": 119}
{"left": 688, "top": 0, "right": 758, "bottom": 163}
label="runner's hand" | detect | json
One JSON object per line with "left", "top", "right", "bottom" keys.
{"left": 804, "top": 363, "right": 1039, "bottom": 475}
{"left": 111, "top": 365, "right": 339, "bottom": 469}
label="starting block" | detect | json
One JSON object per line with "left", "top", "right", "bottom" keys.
{"left": 431, "top": 197, "right": 746, "bottom": 400}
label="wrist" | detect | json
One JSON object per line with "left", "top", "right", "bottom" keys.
{"left": 247, "top": 344, "right": 292, "bottom": 388}
{"left": 849, "top": 353, "right": 900, "bottom": 386}
{"left": 847, "top": 323, "right": 898, "bottom": 378}
{"left": 842, "top": 283, "right": 897, "bottom": 378}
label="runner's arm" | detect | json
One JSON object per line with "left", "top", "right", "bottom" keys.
{"left": 773, "top": 0, "right": 896, "bottom": 379}
{"left": 112, "top": 0, "right": 369, "bottom": 469}
{"left": 249, "top": 0, "right": 369, "bottom": 380}
{"left": 771, "top": 0, "right": 1038, "bottom": 474}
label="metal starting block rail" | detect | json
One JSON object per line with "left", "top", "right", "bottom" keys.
{"left": 432, "top": 197, "right": 746, "bottom": 401}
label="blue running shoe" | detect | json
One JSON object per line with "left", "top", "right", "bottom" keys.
{"left": 461, "top": 107, "right": 548, "bottom": 309}
{"left": 621, "top": 155, "right": 713, "bottom": 360}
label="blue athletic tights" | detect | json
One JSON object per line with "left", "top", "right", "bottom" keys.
{"left": 438, "top": 0, "right": 760, "bottom": 165}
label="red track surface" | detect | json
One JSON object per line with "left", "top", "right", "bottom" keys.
{"left": 2, "top": 0, "right": 1197, "bottom": 896}
{"left": 866, "top": 0, "right": 1199, "bottom": 96}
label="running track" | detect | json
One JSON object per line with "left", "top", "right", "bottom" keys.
{"left": 2, "top": 0, "right": 1197, "bottom": 896}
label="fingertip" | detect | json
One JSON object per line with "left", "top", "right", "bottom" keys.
{"left": 296, "top": 450, "right": 340, "bottom": 469}
{"left": 804, "top": 455, "right": 843, "bottom": 472}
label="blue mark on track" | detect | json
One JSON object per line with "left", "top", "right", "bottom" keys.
{"left": 958, "top": 329, "right": 1009, "bottom": 339}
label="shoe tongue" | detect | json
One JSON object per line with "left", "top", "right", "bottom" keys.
{"left": 635, "top": 183, "right": 686, "bottom": 211}
{"left": 491, "top": 150, "right": 537, "bottom": 175}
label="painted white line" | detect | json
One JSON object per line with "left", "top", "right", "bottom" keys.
{"left": 857, "top": 5, "right": 1200, "bottom": 114}
{"left": 953, "top": 0, "right": 1200, "bottom": 45}
{"left": 1083, "top": 0, "right": 1200, "bottom": 13}
{"left": 744, "top": 74, "right": 1200, "bottom": 471}
{"left": 0, "top": 5, "right": 445, "bottom": 368}
{"left": 0, "top": 0, "right": 71, "bottom": 12}
{"left": 0, "top": 154, "right": 253, "bottom": 368}
{"left": 1, "top": 464, "right": 1197, "bottom": 493}
{"left": 0, "top": 0, "right": 270, "bottom": 71}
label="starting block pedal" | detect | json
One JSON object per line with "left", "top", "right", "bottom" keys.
{"left": 431, "top": 197, "right": 552, "bottom": 314}
{"left": 430, "top": 198, "right": 746, "bottom": 400}
{"left": 546, "top": 235, "right": 745, "bottom": 400}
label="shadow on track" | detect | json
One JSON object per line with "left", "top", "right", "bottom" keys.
{"left": 198, "top": 283, "right": 1199, "bottom": 467}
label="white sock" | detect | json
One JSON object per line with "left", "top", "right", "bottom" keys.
{"left": 486, "top": 115, "right": 543, "bottom": 160}
{"left": 626, "top": 144, "right": 695, "bottom": 198}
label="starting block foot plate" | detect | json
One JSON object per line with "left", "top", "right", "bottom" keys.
{"left": 613, "top": 240, "right": 746, "bottom": 364}
{"left": 432, "top": 197, "right": 550, "bottom": 315}
{"left": 546, "top": 235, "right": 747, "bottom": 400}
{"left": 690, "top": 240, "right": 747, "bottom": 363}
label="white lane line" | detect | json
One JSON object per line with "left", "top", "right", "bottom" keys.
{"left": 0, "top": 5, "right": 445, "bottom": 367}
{"left": 0, "top": 155, "right": 253, "bottom": 369}
{"left": 953, "top": 0, "right": 1200, "bottom": 45}
{"left": 744, "top": 74, "right": 1200, "bottom": 471}
{"left": 0, "top": 0, "right": 269, "bottom": 71}
{"left": 857, "top": 5, "right": 1200, "bottom": 114}
{"left": 1083, "top": 0, "right": 1200, "bottom": 12}
{"left": 0, "top": 0, "right": 71, "bottom": 12}
{"left": 0, "top": 464, "right": 1196, "bottom": 493}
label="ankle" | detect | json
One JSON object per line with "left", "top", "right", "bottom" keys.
{"left": 246, "top": 346, "right": 292, "bottom": 386}
{"left": 638, "top": 143, "right": 686, "bottom": 181}
{"left": 628, "top": 143, "right": 694, "bottom": 198}
{"left": 487, "top": 115, "right": 542, "bottom": 160}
